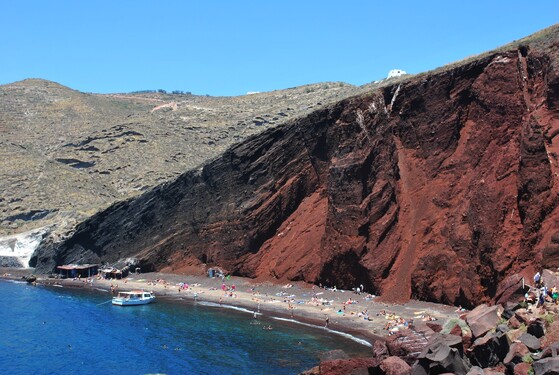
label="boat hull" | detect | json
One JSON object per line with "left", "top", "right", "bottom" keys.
{"left": 112, "top": 293, "right": 155, "bottom": 306}
{"left": 112, "top": 297, "right": 155, "bottom": 306}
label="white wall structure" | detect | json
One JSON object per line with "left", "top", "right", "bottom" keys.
{"left": 387, "top": 69, "right": 407, "bottom": 78}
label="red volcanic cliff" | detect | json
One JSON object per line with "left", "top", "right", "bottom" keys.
{"left": 35, "top": 26, "right": 559, "bottom": 307}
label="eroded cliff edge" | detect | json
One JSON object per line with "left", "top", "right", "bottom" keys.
{"left": 34, "top": 27, "right": 559, "bottom": 307}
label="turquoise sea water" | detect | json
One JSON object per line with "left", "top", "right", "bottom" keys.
{"left": 0, "top": 280, "right": 370, "bottom": 374}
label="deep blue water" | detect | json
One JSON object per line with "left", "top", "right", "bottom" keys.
{"left": 0, "top": 280, "right": 370, "bottom": 374}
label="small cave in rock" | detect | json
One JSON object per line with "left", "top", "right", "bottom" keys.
{"left": 318, "top": 250, "right": 377, "bottom": 294}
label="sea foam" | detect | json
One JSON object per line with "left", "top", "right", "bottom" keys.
{"left": 272, "top": 317, "right": 372, "bottom": 347}
{"left": 198, "top": 301, "right": 262, "bottom": 315}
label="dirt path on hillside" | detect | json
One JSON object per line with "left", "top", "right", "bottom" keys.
{"left": 104, "top": 94, "right": 166, "bottom": 103}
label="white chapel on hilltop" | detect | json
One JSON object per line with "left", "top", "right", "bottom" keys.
{"left": 387, "top": 69, "right": 407, "bottom": 78}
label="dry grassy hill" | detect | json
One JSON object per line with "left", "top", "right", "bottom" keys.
{"left": 0, "top": 78, "right": 377, "bottom": 235}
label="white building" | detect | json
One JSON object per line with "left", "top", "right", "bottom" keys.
{"left": 387, "top": 69, "right": 407, "bottom": 78}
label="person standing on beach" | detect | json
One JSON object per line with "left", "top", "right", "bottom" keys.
{"left": 534, "top": 271, "right": 541, "bottom": 288}
{"left": 325, "top": 316, "right": 329, "bottom": 328}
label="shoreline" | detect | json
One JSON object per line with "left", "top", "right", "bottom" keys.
{"left": 1, "top": 267, "right": 460, "bottom": 349}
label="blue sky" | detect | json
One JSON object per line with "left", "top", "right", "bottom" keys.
{"left": 1, "top": 1, "right": 557, "bottom": 96}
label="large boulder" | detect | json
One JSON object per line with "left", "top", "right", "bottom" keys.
{"left": 527, "top": 318, "right": 546, "bottom": 338}
{"left": 537, "top": 342, "right": 559, "bottom": 360}
{"left": 501, "top": 308, "right": 514, "bottom": 320}
{"left": 518, "top": 333, "right": 541, "bottom": 352}
{"left": 414, "top": 334, "right": 471, "bottom": 375}
{"left": 305, "top": 352, "right": 380, "bottom": 375}
{"left": 495, "top": 274, "right": 526, "bottom": 305}
{"left": 444, "top": 318, "right": 473, "bottom": 350}
{"left": 482, "top": 365, "right": 507, "bottom": 374}
{"left": 506, "top": 328, "right": 526, "bottom": 343}
{"left": 410, "top": 363, "right": 428, "bottom": 375}
{"left": 503, "top": 342, "right": 530, "bottom": 372}
{"left": 532, "top": 356, "right": 559, "bottom": 375}
{"left": 542, "top": 269, "right": 559, "bottom": 289}
{"left": 426, "top": 322, "right": 443, "bottom": 333}
{"left": 468, "top": 331, "right": 511, "bottom": 368}
{"left": 502, "top": 302, "right": 521, "bottom": 320}
{"left": 466, "top": 366, "right": 484, "bottom": 375}
{"left": 496, "top": 324, "right": 510, "bottom": 334}
{"left": 379, "top": 356, "right": 412, "bottom": 375}
{"left": 513, "top": 362, "right": 533, "bottom": 375}
{"left": 318, "top": 358, "right": 379, "bottom": 375}
{"left": 508, "top": 315, "right": 522, "bottom": 329}
{"left": 373, "top": 340, "right": 390, "bottom": 360}
{"left": 449, "top": 324, "right": 474, "bottom": 351}
{"left": 386, "top": 328, "right": 435, "bottom": 363}
{"left": 465, "top": 304, "right": 504, "bottom": 338}
{"left": 514, "top": 309, "right": 531, "bottom": 325}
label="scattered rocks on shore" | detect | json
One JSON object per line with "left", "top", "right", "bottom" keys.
{"left": 302, "top": 302, "right": 559, "bottom": 375}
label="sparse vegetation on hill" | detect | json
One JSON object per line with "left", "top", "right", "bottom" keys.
{"left": 0, "top": 78, "right": 378, "bottom": 236}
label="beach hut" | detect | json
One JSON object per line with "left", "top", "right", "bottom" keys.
{"left": 57, "top": 264, "right": 99, "bottom": 279}
{"left": 99, "top": 266, "right": 129, "bottom": 279}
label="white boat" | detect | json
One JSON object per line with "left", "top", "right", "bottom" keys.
{"left": 112, "top": 290, "right": 155, "bottom": 306}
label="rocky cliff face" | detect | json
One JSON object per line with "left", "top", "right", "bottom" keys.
{"left": 35, "top": 26, "right": 559, "bottom": 307}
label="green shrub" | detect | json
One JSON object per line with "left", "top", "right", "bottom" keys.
{"left": 522, "top": 353, "right": 534, "bottom": 364}
{"left": 441, "top": 318, "right": 471, "bottom": 335}
{"left": 543, "top": 313, "right": 555, "bottom": 326}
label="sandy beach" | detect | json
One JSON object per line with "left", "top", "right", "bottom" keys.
{"left": 1, "top": 267, "right": 460, "bottom": 347}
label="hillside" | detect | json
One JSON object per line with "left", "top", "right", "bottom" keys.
{"left": 0, "top": 79, "right": 371, "bottom": 236}
{"left": 31, "top": 24, "right": 559, "bottom": 307}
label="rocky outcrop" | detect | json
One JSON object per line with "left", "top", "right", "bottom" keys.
{"left": 379, "top": 356, "right": 412, "bottom": 375}
{"left": 465, "top": 304, "right": 505, "bottom": 338}
{"left": 532, "top": 357, "right": 559, "bottom": 375}
{"left": 0, "top": 227, "right": 49, "bottom": 267}
{"left": 386, "top": 326, "right": 436, "bottom": 363}
{"left": 302, "top": 300, "right": 559, "bottom": 375}
{"left": 301, "top": 357, "right": 379, "bottom": 375}
{"left": 35, "top": 25, "right": 559, "bottom": 307}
